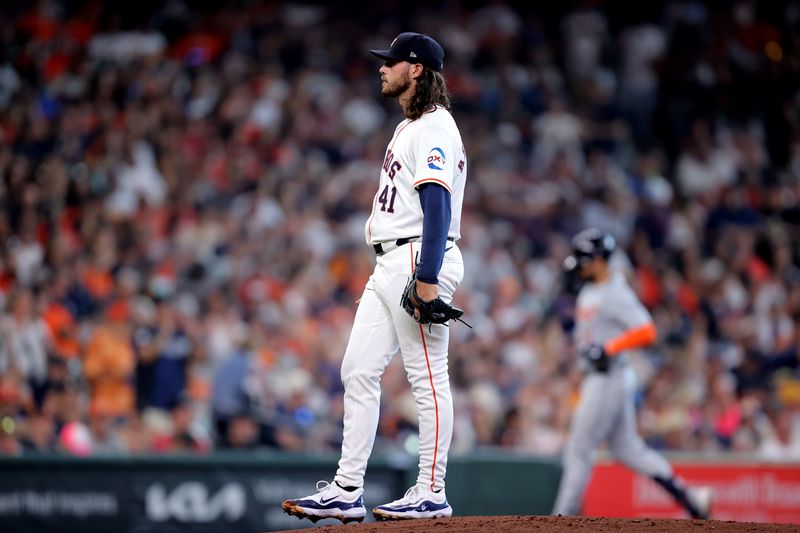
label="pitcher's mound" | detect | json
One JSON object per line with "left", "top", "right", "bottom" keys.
{"left": 273, "top": 515, "right": 798, "bottom": 532}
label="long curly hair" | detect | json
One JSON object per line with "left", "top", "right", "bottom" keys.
{"left": 405, "top": 68, "right": 451, "bottom": 120}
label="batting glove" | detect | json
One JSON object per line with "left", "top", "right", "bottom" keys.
{"left": 581, "top": 344, "right": 609, "bottom": 373}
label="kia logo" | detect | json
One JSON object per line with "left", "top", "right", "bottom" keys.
{"left": 146, "top": 482, "right": 246, "bottom": 522}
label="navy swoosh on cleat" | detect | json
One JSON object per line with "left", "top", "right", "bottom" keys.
{"left": 375, "top": 500, "right": 449, "bottom": 513}
{"left": 293, "top": 496, "right": 364, "bottom": 511}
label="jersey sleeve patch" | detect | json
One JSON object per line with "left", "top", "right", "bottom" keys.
{"left": 427, "top": 147, "right": 446, "bottom": 170}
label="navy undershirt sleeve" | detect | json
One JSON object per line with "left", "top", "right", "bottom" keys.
{"left": 416, "top": 183, "right": 451, "bottom": 285}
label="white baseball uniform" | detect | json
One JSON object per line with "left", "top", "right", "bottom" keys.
{"left": 335, "top": 105, "right": 466, "bottom": 492}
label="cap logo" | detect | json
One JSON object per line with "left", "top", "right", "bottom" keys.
{"left": 409, "top": 51, "right": 417, "bottom": 58}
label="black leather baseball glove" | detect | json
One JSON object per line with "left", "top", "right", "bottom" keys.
{"left": 400, "top": 272, "right": 469, "bottom": 327}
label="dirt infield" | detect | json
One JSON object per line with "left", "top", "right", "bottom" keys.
{"left": 273, "top": 515, "right": 798, "bottom": 532}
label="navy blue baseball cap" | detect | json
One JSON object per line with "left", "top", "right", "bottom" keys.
{"left": 369, "top": 32, "right": 444, "bottom": 72}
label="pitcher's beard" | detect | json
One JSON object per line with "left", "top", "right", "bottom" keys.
{"left": 382, "top": 78, "right": 410, "bottom": 98}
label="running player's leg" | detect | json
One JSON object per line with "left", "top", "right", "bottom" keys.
{"left": 607, "top": 367, "right": 672, "bottom": 477}
{"left": 334, "top": 280, "right": 399, "bottom": 489}
{"left": 608, "top": 366, "right": 708, "bottom": 518}
{"left": 552, "top": 373, "right": 620, "bottom": 516}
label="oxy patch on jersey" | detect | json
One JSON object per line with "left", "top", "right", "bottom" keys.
{"left": 427, "top": 147, "right": 446, "bottom": 170}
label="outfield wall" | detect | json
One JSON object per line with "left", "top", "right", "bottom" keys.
{"left": 583, "top": 458, "right": 800, "bottom": 524}
{"left": 0, "top": 452, "right": 797, "bottom": 531}
{"left": 0, "top": 451, "right": 559, "bottom": 532}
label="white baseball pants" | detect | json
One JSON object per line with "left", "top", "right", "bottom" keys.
{"left": 335, "top": 240, "right": 464, "bottom": 492}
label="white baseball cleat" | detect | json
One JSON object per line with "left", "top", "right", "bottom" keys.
{"left": 689, "top": 486, "right": 713, "bottom": 519}
{"left": 373, "top": 484, "right": 453, "bottom": 520}
{"left": 281, "top": 480, "right": 366, "bottom": 524}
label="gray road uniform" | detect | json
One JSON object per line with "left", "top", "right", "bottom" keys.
{"left": 552, "top": 271, "right": 682, "bottom": 516}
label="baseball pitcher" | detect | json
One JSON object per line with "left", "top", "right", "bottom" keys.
{"left": 283, "top": 32, "right": 466, "bottom": 523}
{"left": 552, "top": 229, "right": 712, "bottom": 519}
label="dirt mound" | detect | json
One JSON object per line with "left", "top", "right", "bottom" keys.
{"left": 273, "top": 515, "right": 797, "bottom": 532}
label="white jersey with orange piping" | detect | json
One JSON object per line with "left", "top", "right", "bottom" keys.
{"left": 365, "top": 105, "right": 466, "bottom": 245}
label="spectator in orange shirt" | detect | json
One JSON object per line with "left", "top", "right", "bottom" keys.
{"left": 41, "top": 270, "right": 82, "bottom": 360}
{"left": 82, "top": 300, "right": 135, "bottom": 417}
{"left": 42, "top": 302, "right": 79, "bottom": 360}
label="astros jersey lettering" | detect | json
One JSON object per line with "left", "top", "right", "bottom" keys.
{"left": 366, "top": 105, "right": 466, "bottom": 244}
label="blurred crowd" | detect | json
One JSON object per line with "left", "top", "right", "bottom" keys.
{"left": 0, "top": 0, "right": 799, "bottom": 461}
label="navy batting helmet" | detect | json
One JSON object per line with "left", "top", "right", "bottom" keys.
{"left": 563, "top": 228, "right": 615, "bottom": 273}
